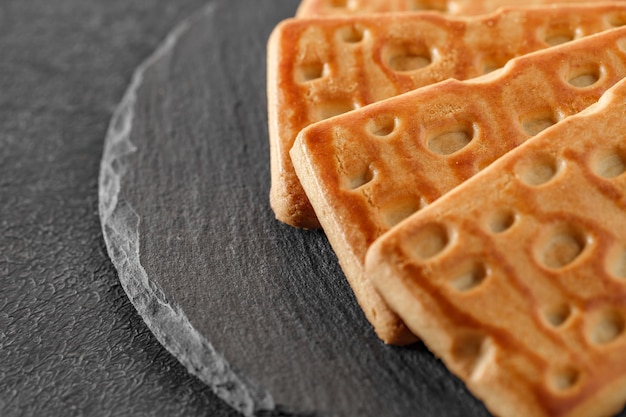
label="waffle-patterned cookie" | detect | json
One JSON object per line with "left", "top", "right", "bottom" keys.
{"left": 296, "top": 0, "right": 626, "bottom": 17}
{"left": 268, "top": 3, "right": 626, "bottom": 228}
{"left": 291, "top": 27, "right": 626, "bottom": 344}
{"left": 366, "top": 76, "right": 626, "bottom": 417}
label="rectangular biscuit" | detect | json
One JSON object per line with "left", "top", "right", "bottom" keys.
{"left": 290, "top": 27, "right": 626, "bottom": 344}
{"left": 365, "top": 75, "right": 626, "bottom": 417}
{"left": 268, "top": 3, "right": 626, "bottom": 228}
{"left": 296, "top": 0, "right": 626, "bottom": 17}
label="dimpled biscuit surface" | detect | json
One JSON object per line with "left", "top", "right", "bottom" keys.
{"left": 290, "top": 27, "right": 626, "bottom": 344}
{"left": 296, "top": 0, "right": 626, "bottom": 17}
{"left": 269, "top": 3, "right": 626, "bottom": 228}
{"left": 366, "top": 76, "right": 626, "bottom": 417}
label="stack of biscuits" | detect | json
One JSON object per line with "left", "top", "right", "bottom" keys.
{"left": 266, "top": 1, "right": 626, "bottom": 416}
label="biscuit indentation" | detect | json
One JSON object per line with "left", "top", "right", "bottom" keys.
{"left": 314, "top": 100, "right": 355, "bottom": 121}
{"left": 481, "top": 60, "right": 505, "bottom": 75}
{"left": 297, "top": 63, "right": 327, "bottom": 83}
{"left": 568, "top": 69, "right": 600, "bottom": 88}
{"left": 608, "top": 12, "right": 626, "bottom": 27}
{"left": 544, "top": 304, "right": 572, "bottom": 327}
{"left": 545, "top": 30, "right": 575, "bottom": 46}
{"left": 386, "top": 43, "right": 432, "bottom": 72}
{"left": 339, "top": 25, "right": 365, "bottom": 43}
{"left": 427, "top": 126, "right": 474, "bottom": 156}
{"left": 382, "top": 198, "right": 425, "bottom": 227}
{"left": 407, "top": 0, "right": 447, "bottom": 11}
{"left": 409, "top": 223, "right": 450, "bottom": 260}
{"left": 329, "top": 0, "right": 348, "bottom": 8}
{"left": 450, "top": 261, "right": 488, "bottom": 292}
{"left": 348, "top": 164, "right": 375, "bottom": 190}
{"left": 549, "top": 366, "right": 580, "bottom": 392}
{"left": 589, "top": 310, "right": 624, "bottom": 345}
{"left": 608, "top": 246, "right": 626, "bottom": 279}
{"left": 450, "top": 333, "right": 492, "bottom": 379}
{"left": 522, "top": 114, "right": 557, "bottom": 137}
{"left": 537, "top": 225, "right": 587, "bottom": 269}
{"left": 367, "top": 114, "right": 398, "bottom": 137}
{"left": 592, "top": 149, "right": 626, "bottom": 179}
{"left": 486, "top": 209, "right": 516, "bottom": 234}
{"left": 515, "top": 153, "right": 561, "bottom": 186}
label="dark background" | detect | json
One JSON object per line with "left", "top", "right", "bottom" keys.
{"left": 0, "top": 1, "right": 241, "bottom": 415}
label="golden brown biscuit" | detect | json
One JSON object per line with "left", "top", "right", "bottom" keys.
{"left": 366, "top": 75, "right": 626, "bottom": 417}
{"left": 268, "top": 3, "right": 626, "bottom": 228}
{"left": 291, "top": 27, "right": 626, "bottom": 344}
{"left": 296, "top": 0, "right": 626, "bottom": 17}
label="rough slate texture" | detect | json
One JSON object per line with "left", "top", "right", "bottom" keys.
{"left": 0, "top": 1, "right": 237, "bottom": 416}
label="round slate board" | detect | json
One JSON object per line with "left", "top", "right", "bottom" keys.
{"left": 98, "top": 1, "right": 492, "bottom": 416}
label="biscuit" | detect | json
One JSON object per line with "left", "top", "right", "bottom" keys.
{"left": 365, "top": 75, "right": 626, "bottom": 417}
{"left": 268, "top": 3, "right": 626, "bottom": 228}
{"left": 296, "top": 0, "right": 626, "bottom": 17}
{"left": 290, "top": 27, "right": 626, "bottom": 344}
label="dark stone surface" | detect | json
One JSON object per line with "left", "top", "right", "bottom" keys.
{"left": 0, "top": 1, "right": 238, "bottom": 416}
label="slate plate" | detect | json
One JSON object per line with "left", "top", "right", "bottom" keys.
{"left": 98, "top": 1, "right": 493, "bottom": 416}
